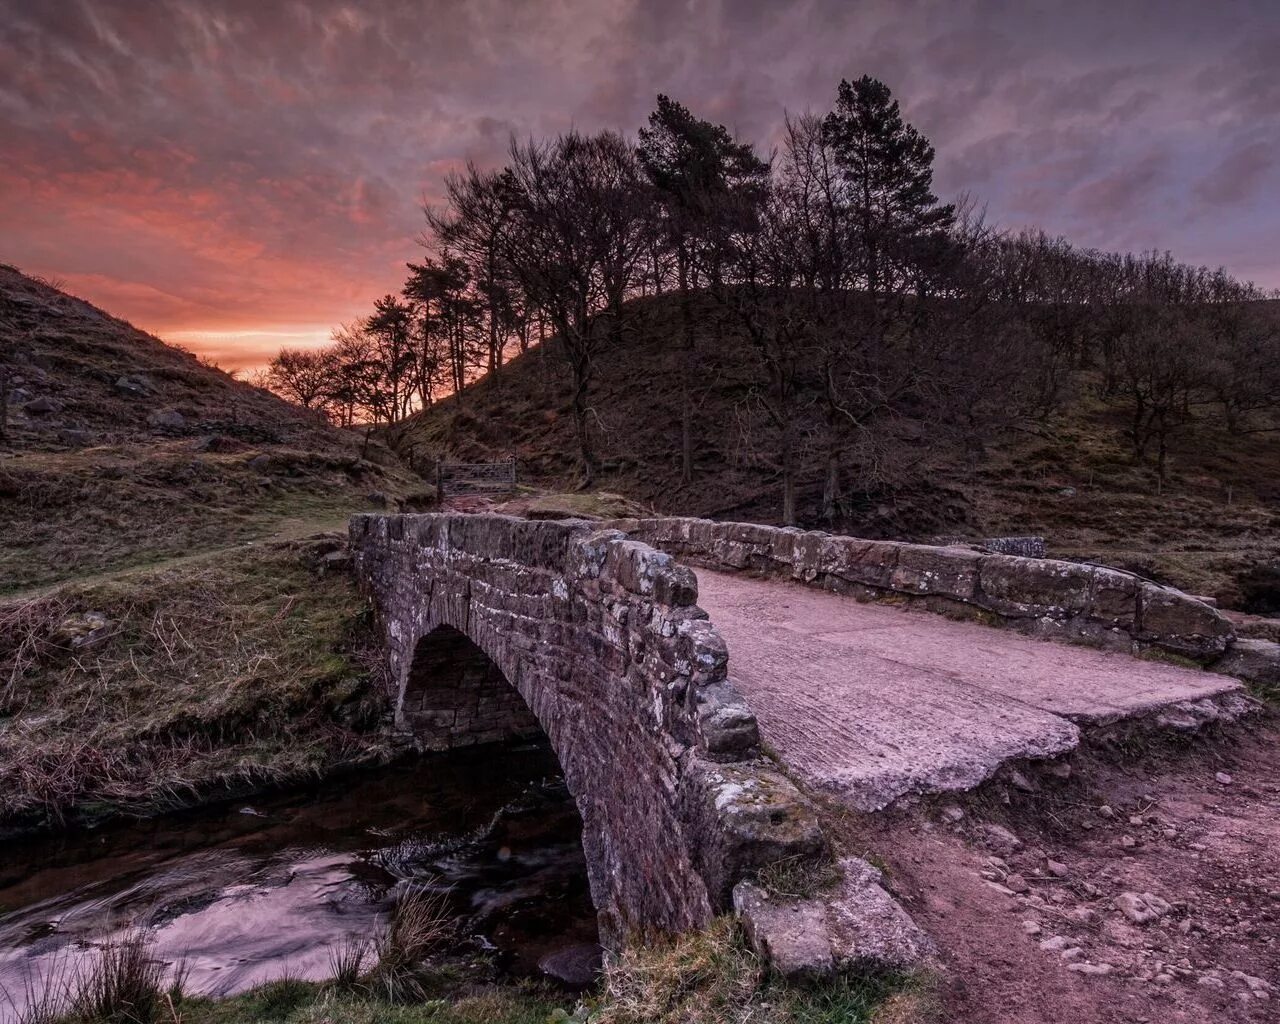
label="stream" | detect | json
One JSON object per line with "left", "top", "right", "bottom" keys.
{"left": 0, "top": 741, "right": 598, "bottom": 1016}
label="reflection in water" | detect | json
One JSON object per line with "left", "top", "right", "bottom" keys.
{"left": 0, "top": 742, "right": 598, "bottom": 1012}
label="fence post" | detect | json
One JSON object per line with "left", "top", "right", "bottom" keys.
{"left": 435, "top": 460, "right": 445, "bottom": 506}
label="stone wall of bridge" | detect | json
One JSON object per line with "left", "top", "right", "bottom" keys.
{"left": 606, "top": 517, "right": 1234, "bottom": 661}
{"left": 349, "top": 513, "right": 824, "bottom": 942}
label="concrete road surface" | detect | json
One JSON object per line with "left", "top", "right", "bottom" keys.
{"left": 695, "top": 569, "right": 1244, "bottom": 811}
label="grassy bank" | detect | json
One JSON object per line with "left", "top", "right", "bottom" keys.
{"left": 0, "top": 538, "right": 395, "bottom": 834}
{"left": 0, "top": 440, "right": 426, "bottom": 595}
{"left": 12, "top": 914, "right": 920, "bottom": 1024}
{"left": 393, "top": 293, "right": 1280, "bottom": 609}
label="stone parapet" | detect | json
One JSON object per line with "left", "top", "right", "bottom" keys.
{"left": 605, "top": 517, "right": 1234, "bottom": 661}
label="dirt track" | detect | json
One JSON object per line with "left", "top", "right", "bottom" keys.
{"left": 846, "top": 725, "right": 1279, "bottom": 1023}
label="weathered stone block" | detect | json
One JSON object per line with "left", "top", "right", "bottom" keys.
{"left": 733, "top": 882, "right": 834, "bottom": 977}
{"left": 890, "top": 544, "right": 981, "bottom": 600}
{"left": 978, "top": 555, "right": 1092, "bottom": 617}
{"left": 693, "top": 680, "right": 760, "bottom": 758}
{"left": 733, "top": 855, "right": 933, "bottom": 979}
{"left": 1210, "top": 638, "right": 1280, "bottom": 688}
{"left": 680, "top": 757, "right": 826, "bottom": 906}
{"left": 1138, "top": 583, "right": 1233, "bottom": 658}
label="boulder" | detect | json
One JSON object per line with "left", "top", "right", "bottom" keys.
{"left": 193, "top": 433, "right": 242, "bottom": 453}
{"left": 1114, "top": 891, "right": 1172, "bottom": 925}
{"left": 114, "top": 375, "right": 153, "bottom": 396}
{"left": 319, "top": 549, "right": 352, "bottom": 573}
{"left": 537, "top": 943, "right": 602, "bottom": 988}
{"left": 24, "top": 396, "right": 60, "bottom": 415}
{"left": 734, "top": 856, "right": 933, "bottom": 978}
{"left": 147, "top": 409, "right": 185, "bottom": 429}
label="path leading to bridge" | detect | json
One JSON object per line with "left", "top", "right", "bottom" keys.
{"left": 695, "top": 569, "right": 1247, "bottom": 812}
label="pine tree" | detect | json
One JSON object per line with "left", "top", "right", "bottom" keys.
{"left": 822, "top": 75, "right": 954, "bottom": 297}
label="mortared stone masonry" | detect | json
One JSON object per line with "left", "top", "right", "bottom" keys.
{"left": 350, "top": 512, "right": 825, "bottom": 943}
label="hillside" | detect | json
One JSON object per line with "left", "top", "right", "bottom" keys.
{"left": 0, "top": 266, "right": 436, "bottom": 832}
{"left": 390, "top": 293, "right": 1280, "bottom": 611}
{"left": 0, "top": 265, "right": 427, "bottom": 593}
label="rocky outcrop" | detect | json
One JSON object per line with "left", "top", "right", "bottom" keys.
{"left": 350, "top": 513, "right": 826, "bottom": 944}
{"left": 607, "top": 518, "right": 1234, "bottom": 661}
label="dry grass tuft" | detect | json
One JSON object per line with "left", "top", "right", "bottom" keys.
{"left": 367, "top": 888, "right": 458, "bottom": 1004}
{"left": 590, "top": 918, "right": 913, "bottom": 1024}
{"left": 67, "top": 930, "right": 171, "bottom": 1024}
{"left": 10, "top": 929, "right": 186, "bottom": 1024}
{"left": 326, "top": 936, "right": 374, "bottom": 993}
{"left": 590, "top": 918, "right": 764, "bottom": 1024}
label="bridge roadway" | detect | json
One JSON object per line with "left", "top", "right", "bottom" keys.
{"left": 695, "top": 568, "right": 1244, "bottom": 812}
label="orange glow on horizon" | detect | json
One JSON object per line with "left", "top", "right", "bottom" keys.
{"left": 163, "top": 327, "right": 340, "bottom": 373}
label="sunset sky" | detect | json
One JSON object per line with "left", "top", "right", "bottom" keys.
{"left": 2, "top": 0, "right": 1278, "bottom": 371}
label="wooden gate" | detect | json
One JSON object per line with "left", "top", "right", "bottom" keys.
{"left": 435, "top": 457, "right": 518, "bottom": 500}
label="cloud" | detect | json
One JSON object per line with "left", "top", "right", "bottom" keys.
{"left": 1193, "top": 140, "right": 1276, "bottom": 208}
{"left": 0, "top": 0, "right": 1277, "bottom": 370}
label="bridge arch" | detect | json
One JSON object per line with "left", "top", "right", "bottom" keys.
{"left": 351, "top": 513, "right": 823, "bottom": 942}
{"left": 400, "top": 624, "right": 541, "bottom": 748}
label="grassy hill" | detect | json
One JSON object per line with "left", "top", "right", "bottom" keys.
{"left": 0, "top": 265, "right": 428, "bottom": 594}
{"left": 0, "top": 266, "right": 432, "bottom": 832}
{"left": 391, "top": 292, "right": 1280, "bottom": 611}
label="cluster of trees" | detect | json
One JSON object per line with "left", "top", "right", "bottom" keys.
{"left": 262, "top": 76, "right": 1279, "bottom": 521}
{"left": 985, "top": 238, "right": 1279, "bottom": 484}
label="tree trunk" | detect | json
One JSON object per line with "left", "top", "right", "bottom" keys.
{"left": 571, "top": 371, "right": 595, "bottom": 489}
{"left": 678, "top": 249, "right": 694, "bottom": 485}
{"left": 780, "top": 418, "right": 797, "bottom": 527}
{"left": 821, "top": 368, "right": 844, "bottom": 523}
{"left": 822, "top": 444, "right": 841, "bottom": 524}
{"left": 568, "top": 333, "right": 596, "bottom": 490}
{"left": 1130, "top": 395, "right": 1148, "bottom": 460}
{"left": 538, "top": 316, "right": 552, "bottom": 400}
{"left": 1156, "top": 411, "right": 1169, "bottom": 487}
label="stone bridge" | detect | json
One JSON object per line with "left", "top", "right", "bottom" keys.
{"left": 351, "top": 513, "right": 1264, "bottom": 967}
{"left": 349, "top": 513, "right": 826, "bottom": 946}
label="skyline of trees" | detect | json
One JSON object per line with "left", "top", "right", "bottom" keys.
{"left": 259, "top": 76, "right": 1280, "bottom": 521}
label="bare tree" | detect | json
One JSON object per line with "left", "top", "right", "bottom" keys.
{"left": 403, "top": 255, "right": 479, "bottom": 399}
{"left": 710, "top": 164, "right": 814, "bottom": 525}
{"left": 502, "top": 130, "right": 653, "bottom": 486}
{"left": 638, "top": 95, "right": 767, "bottom": 483}
{"left": 426, "top": 164, "right": 520, "bottom": 379}
{"left": 363, "top": 294, "right": 417, "bottom": 422}
{"left": 262, "top": 348, "right": 335, "bottom": 413}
